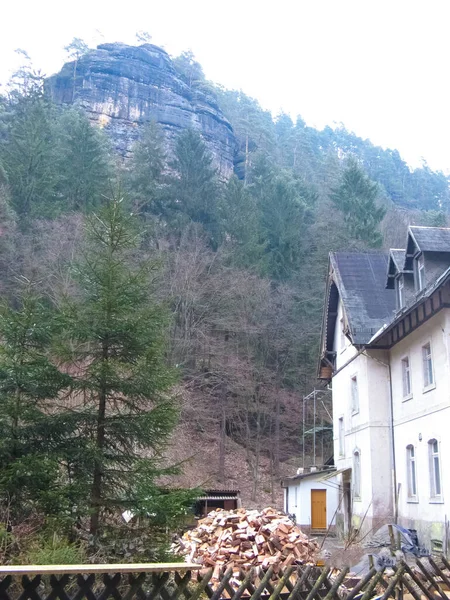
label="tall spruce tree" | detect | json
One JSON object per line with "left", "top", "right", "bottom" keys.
{"left": 0, "top": 85, "right": 59, "bottom": 220}
{"left": 0, "top": 286, "right": 72, "bottom": 523}
{"left": 57, "top": 109, "right": 111, "bottom": 212}
{"left": 221, "top": 175, "right": 265, "bottom": 269}
{"left": 168, "top": 130, "right": 220, "bottom": 248}
{"left": 127, "top": 121, "right": 166, "bottom": 213}
{"left": 61, "top": 197, "right": 184, "bottom": 538}
{"left": 331, "top": 158, "right": 386, "bottom": 247}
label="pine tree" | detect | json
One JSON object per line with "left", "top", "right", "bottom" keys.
{"left": 172, "top": 51, "right": 205, "bottom": 88}
{"left": 331, "top": 158, "right": 386, "bottom": 247}
{"left": 0, "top": 286, "right": 72, "bottom": 523}
{"left": 61, "top": 197, "right": 185, "bottom": 538}
{"left": 57, "top": 109, "right": 111, "bottom": 212}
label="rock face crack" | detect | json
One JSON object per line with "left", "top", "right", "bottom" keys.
{"left": 47, "top": 42, "right": 236, "bottom": 177}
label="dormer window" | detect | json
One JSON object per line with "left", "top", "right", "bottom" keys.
{"left": 396, "top": 276, "right": 404, "bottom": 309}
{"left": 415, "top": 255, "right": 425, "bottom": 291}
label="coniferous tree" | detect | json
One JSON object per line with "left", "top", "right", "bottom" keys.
{"left": 172, "top": 51, "right": 205, "bottom": 88}
{"left": 0, "top": 286, "right": 72, "bottom": 523}
{"left": 168, "top": 130, "right": 220, "bottom": 248}
{"left": 0, "top": 85, "right": 59, "bottom": 219}
{"left": 331, "top": 158, "right": 386, "bottom": 247}
{"left": 127, "top": 121, "right": 166, "bottom": 213}
{"left": 249, "top": 155, "right": 315, "bottom": 280}
{"left": 57, "top": 109, "right": 111, "bottom": 212}
{"left": 221, "top": 175, "right": 265, "bottom": 268}
{"left": 61, "top": 197, "right": 185, "bottom": 538}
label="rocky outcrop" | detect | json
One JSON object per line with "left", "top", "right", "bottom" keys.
{"left": 48, "top": 43, "right": 236, "bottom": 177}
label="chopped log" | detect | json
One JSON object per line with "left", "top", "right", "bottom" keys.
{"left": 173, "top": 507, "right": 318, "bottom": 580}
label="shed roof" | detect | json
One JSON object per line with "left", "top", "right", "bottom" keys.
{"left": 330, "top": 253, "right": 396, "bottom": 345}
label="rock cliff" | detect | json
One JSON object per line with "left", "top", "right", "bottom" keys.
{"left": 48, "top": 43, "right": 236, "bottom": 177}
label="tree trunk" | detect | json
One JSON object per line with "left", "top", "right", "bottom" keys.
{"left": 89, "top": 340, "right": 108, "bottom": 537}
{"left": 218, "top": 400, "right": 226, "bottom": 483}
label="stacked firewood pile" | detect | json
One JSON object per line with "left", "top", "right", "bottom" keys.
{"left": 173, "top": 507, "right": 319, "bottom": 577}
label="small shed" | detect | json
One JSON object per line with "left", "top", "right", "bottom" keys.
{"left": 194, "top": 489, "right": 241, "bottom": 517}
{"left": 281, "top": 468, "right": 340, "bottom": 533}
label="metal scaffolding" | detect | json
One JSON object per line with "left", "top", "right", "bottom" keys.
{"left": 301, "top": 388, "right": 333, "bottom": 468}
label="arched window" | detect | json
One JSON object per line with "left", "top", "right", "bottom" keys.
{"left": 406, "top": 444, "right": 417, "bottom": 498}
{"left": 353, "top": 450, "right": 361, "bottom": 499}
{"left": 428, "top": 439, "right": 442, "bottom": 498}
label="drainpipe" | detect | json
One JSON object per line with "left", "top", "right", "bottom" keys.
{"left": 387, "top": 362, "right": 398, "bottom": 524}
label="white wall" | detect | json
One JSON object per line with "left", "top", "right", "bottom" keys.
{"left": 389, "top": 309, "right": 450, "bottom": 546}
{"left": 332, "top": 299, "right": 393, "bottom": 533}
{"left": 285, "top": 474, "right": 339, "bottom": 530}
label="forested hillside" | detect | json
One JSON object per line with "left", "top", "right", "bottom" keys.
{"left": 0, "top": 44, "right": 448, "bottom": 553}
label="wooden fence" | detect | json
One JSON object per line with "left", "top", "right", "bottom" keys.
{"left": 1, "top": 556, "right": 450, "bottom": 600}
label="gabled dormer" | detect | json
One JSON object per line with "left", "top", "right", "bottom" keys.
{"left": 404, "top": 226, "right": 450, "bottom": 294}
{"left": 318, "top": 252, "right": 396, "bottom": 380}
{"left": 386, "top": 249, "right": 414, "bottom": 311}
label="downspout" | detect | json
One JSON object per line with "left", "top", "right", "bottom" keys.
{"left": 387, "top": 362, "right": 398, "bottom": 524}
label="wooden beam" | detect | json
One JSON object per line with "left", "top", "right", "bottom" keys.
{"left": 0, "top": 563, "right": 201, "bottom": 575}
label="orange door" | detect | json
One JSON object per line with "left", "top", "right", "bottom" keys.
{"left": 311, "top": 489, "right": 327, "bottom": 529}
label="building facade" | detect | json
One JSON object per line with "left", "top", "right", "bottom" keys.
{"left": 318, "top": 226, "right": 450, "bottom": 549}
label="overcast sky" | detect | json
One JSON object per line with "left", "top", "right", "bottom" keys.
{"left": 1, "top": 0, "right": 450, "bottom": 173}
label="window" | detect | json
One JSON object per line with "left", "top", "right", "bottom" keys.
{"left": 351, "top": 375, "right": 359, "bottom": 414}
{"left": 422, "top": 343, "right": 434, "bottom": 388}
{"left": 338, "top": 417, "right": 344, "bottom": 456}
{"left": 415, "top": 255, "right": 425, "bottom": 291}
{"left": 429, "top": 439, "right": 442, "bottom": 498}
{"left": 353, "top": 450, "right": 361, "bottom": 499}
{"left": 406, "top": 445, "right": 417, "bottom": 498}
{"left": 396, "top": 276, "right": 404, "bottom": 309}
{"left": 402, "top": 357, "right": 412, "bottom": 398}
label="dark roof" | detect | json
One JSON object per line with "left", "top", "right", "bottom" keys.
{"left": 409, "top": 226, "right": 450, "bottom": 253}
{"left": 370, "top": 265, "right": 450, "bottom": 347}
{"left": 331, "top": 253, "right": 396, "bottom": 345}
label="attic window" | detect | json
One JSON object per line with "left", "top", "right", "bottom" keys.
{"left": 415, "top": 255, "right": 425, "bottom": 291}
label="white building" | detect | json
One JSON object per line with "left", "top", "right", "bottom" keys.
{"left": 318, "top": 226, "right": 450, "bottom": 549}
{"left": 282, "top": 469, "right": 340, "bottom": 534}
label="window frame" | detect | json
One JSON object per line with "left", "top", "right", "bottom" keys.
{"left": 406, "top": 444, "right": 418, "bottom": 502}
{"left": 401, "top": 355, "right": 412, "bottom": 400}
{"left": 422, "top": 341, "right": 435, "bottom": 391}
{"left": 396, "top": 275, "right": 404, "bottom": 309}
{"left": 353, "top": 449, "right": 361, "bottom": 501}
{"left": 428, "top": 438, "right": 443, "bottom": 502}
{"left": 415, "top": 254, "right": 425, "bottom": 291}
{"left": 351, "top": 374, "right": 359, "bottom": 415}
